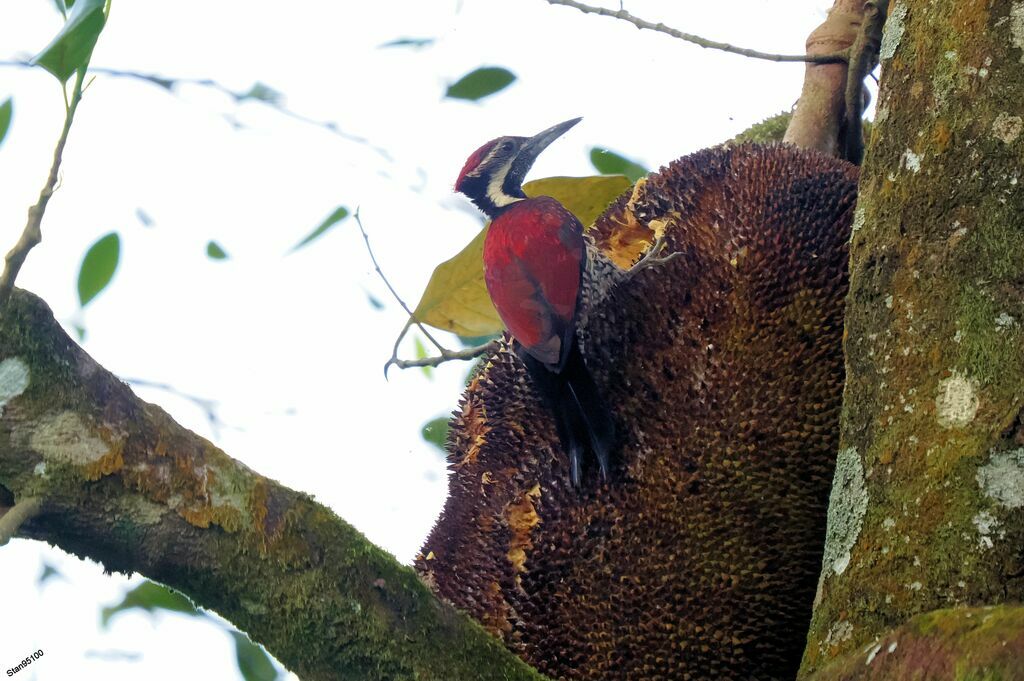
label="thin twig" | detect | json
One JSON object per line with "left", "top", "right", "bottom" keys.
{"left": 0, "top": 496, "right": 42, "bottom": 547}
{"left": 546, "top": 0, "right": 849, "bottom": 64}
{"left": 843, "top": 0, "right": 888, "bottom": 164}
{"left": 353, "top": 210, "right": 496, "bottom": 375}
{"left": 0, "top": 68, "right": 87, "bottom": 308}
{"left": 123, "top": 377, "right": 224, "bottom": 438}
{"left": 388, "top": 340, "right": 499, "bottom": 370}
{"left": 0, "top": 60, "right": 394, "bottom": 162}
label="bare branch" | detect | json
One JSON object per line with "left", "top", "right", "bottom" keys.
{"left": 843, "top": 0, "right": 888, "bottom": 164}
{"left": 0, "top": 496, "right": 41, "bottom": 546}
{"left": 123, "top": 377, "right": 224, "bottom": 438}
{"left": 546, "top": 0, "right": 849, "bottom": 64}
{"left": 388, "top": 340, "right": 499, "bottom": 370}
{"left": 353, "top": 211, "right": 495, "bottom": 375}
{"left": 0, "top": 68, "right": 87, "bottom": 308}
{"left": 0, "top": 60, "right": 394, "bottom": 162}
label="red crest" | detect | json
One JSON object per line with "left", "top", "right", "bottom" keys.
{"left": 455, "top": 139, "right": 500, "bottom": 191}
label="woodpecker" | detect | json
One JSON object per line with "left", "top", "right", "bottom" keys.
{"left": 454, "top": 117, "right": 615, "bottom": 487}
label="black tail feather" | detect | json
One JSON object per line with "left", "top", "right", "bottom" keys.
{"left": 517, "top": 340, "right": 616, "bottom": 486}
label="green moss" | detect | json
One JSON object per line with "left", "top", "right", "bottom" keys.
{"left": 725, "top": 112, "right": 791, "bottom": 145}
{"left": 952, "top": 285, "right": 1024, "bottom": 387}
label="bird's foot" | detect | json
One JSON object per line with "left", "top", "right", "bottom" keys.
{"left": 626, "top": 234, "right": 682, "bottom": 280}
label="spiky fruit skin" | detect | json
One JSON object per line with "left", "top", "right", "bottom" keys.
{"left": 417, "top": 145, "right": 859, "bottom": 680}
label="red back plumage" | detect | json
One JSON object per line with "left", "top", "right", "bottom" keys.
{"left": 482, "top": 196, "right": 584, "bottom": 368}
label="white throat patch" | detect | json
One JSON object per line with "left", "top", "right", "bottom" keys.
{"left": 486, "top": 162, "right": 523, "bottom": 208}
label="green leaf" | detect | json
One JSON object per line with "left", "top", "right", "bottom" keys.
{"left": 237, "top": 82, "right": 283, "bottom": 106}
{"left": 230, "top": 631, "right": 279, "bottom": 681}
{"left": 457, "top": 333, "right": 498, "bottom": 348}
{"left": 589, "top": 148, "right": 647, "bottom": 182}
{"left": 206, "top": 241, "right": 228, "bottom": 260}
{"left": 445, "top": 67, "right": 516, "bottom": 101}
{"left": 365, "top": 290, "right": 384, "bottom": 310}
{"left": 379, "top": 37, "right": 434, "bottom": 49}
{"left": 77, "top": 231, "right": 119, "bottom": 307}
{"left": 32, "top": 0, "right": 106, "bottom": 83}
{"left": 289, "top": 206, "right": 348, "bottom": 253}
{"left": 412, "top": 175, "right": 630, "bottom": 335}
{"left": 0, "top": 98, "right": 12, "bottom": 149}
{"left": 414, "top": 336, "right": 433, "bottom": 379}
{"left": 38, "top": 562, "right": 63, "bottom": 585}
{"left": 101, "top": 581, "right": 199, "bottom": 627}
{"left": 135, "top": 207, "right": 154, "bottom": 227}
{"left": 421, "top": 416, "right": 449, "bottom": 451}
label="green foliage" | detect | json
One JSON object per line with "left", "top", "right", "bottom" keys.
{"left": 206, "top": 240, "right": 228, "bottom": 260}
{"left": 421, "top": 416, "right": 449, "bottom": 451}
{"left": 38, "top": 562, "right": 63, "bottom": 585}
{"left": 230, "top": 631, "right": 280, "bottom": 681}
{"left": 101, "top": 580, "right": 199, "bottom": 627}
{"left": 457, "top": 333, "right": 498, "bottom": 347}
{"left": 32, "top": 0, "right": 106, "bottom": 83}
{"left": 589, "top": 148, "right": 647, "bottom": 182}
{"left": 412, "top": 175, "right": 631, "bottom": 335}
{"left": 414, "top": 336, "right": 434, "bottom": 378}
{"left": 237, "top": 82, "right": 283, "bottom": 106}
{"left": 77, "top": 231, "right": 119, "bottom": 307}
{"left": 0, "top": 98, "right": 12, "bottom": 148}
{"left": 379, "top": 37, "right": 435, "bottom": 49}
{"left": 289, "top": 206, "right": 349, "bottom": 253}
{"left": 445, "top": 67, "right": 516, "bottom": 101}
{"left": 725, "top": 111, "right": 791, "bottom": 145}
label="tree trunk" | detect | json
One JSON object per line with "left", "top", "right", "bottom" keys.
{"left": 800, "top": 0, "right": 1024, "bottom": 676}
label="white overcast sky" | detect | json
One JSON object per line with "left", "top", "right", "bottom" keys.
{"left": 0, "top": 1, "right": 839, "bottom": 678}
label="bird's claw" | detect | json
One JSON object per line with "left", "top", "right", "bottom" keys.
{"left": 627, "top": 234, "right": 682, "bottom": 279}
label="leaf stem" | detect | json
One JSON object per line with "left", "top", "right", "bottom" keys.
{"left": 0, "top": 67, "right": 87, "bottom": 308}
{"left": 353, "top": 211, "right": 497, "bottom": 375}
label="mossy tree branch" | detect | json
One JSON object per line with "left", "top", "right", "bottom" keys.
{"left": 0, "top": 289, "right": 548, "bottom": 681}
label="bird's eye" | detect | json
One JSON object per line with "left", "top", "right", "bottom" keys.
{"left": 501, "top": 141, "right": 515, "bottom": 152}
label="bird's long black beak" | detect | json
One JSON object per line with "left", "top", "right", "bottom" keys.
{"left": 521, "top": 117, "right": 582, "bottom": 161}
{"left": 507, "top": 117, "right": 582, "bottom": 189}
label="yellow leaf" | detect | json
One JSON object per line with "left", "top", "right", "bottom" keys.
{"left": 412, "top": 227, "right": 502, "bottom": 336}
{"left": 523, "top": 175, "right": 632, "bottom": 227}
{"left": 413, "top": 175, "right": 632, "bottom": 335}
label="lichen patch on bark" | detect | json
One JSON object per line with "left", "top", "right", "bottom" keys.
{"left": 880, "top": 2, "right": 909, "bottom": 61}
{"left": 28, "top": 411, "right": 118, "bottom": 473}
{"left": 0, "top": 357, "right": 30, "bottom": 416}
{"left": 991, "top": 111, "right": 1022, "bottom": 143}
{"left": 934, "top": 371, "right": 979, "bottom": 428}
{"left": 820, "top": 448, "right": 868, "bottom": 585}
{"left": 976, "top": 447, "right": 1024, "bottom": 509}
{"left": 1010, "top": 2, "right": 1024, "bottom": 60}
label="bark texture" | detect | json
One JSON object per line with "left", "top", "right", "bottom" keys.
{"left": 0, "top": 290, "right": 547, "bottom": 681}
{"left": 800, "top": 0, "right": 1024, "bottom": 674}
{"left": 807, "top": 606, "right": 1024, "bottom": 680}
{"left": 418, "top": 145, "right": 858, "bottom": 680}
